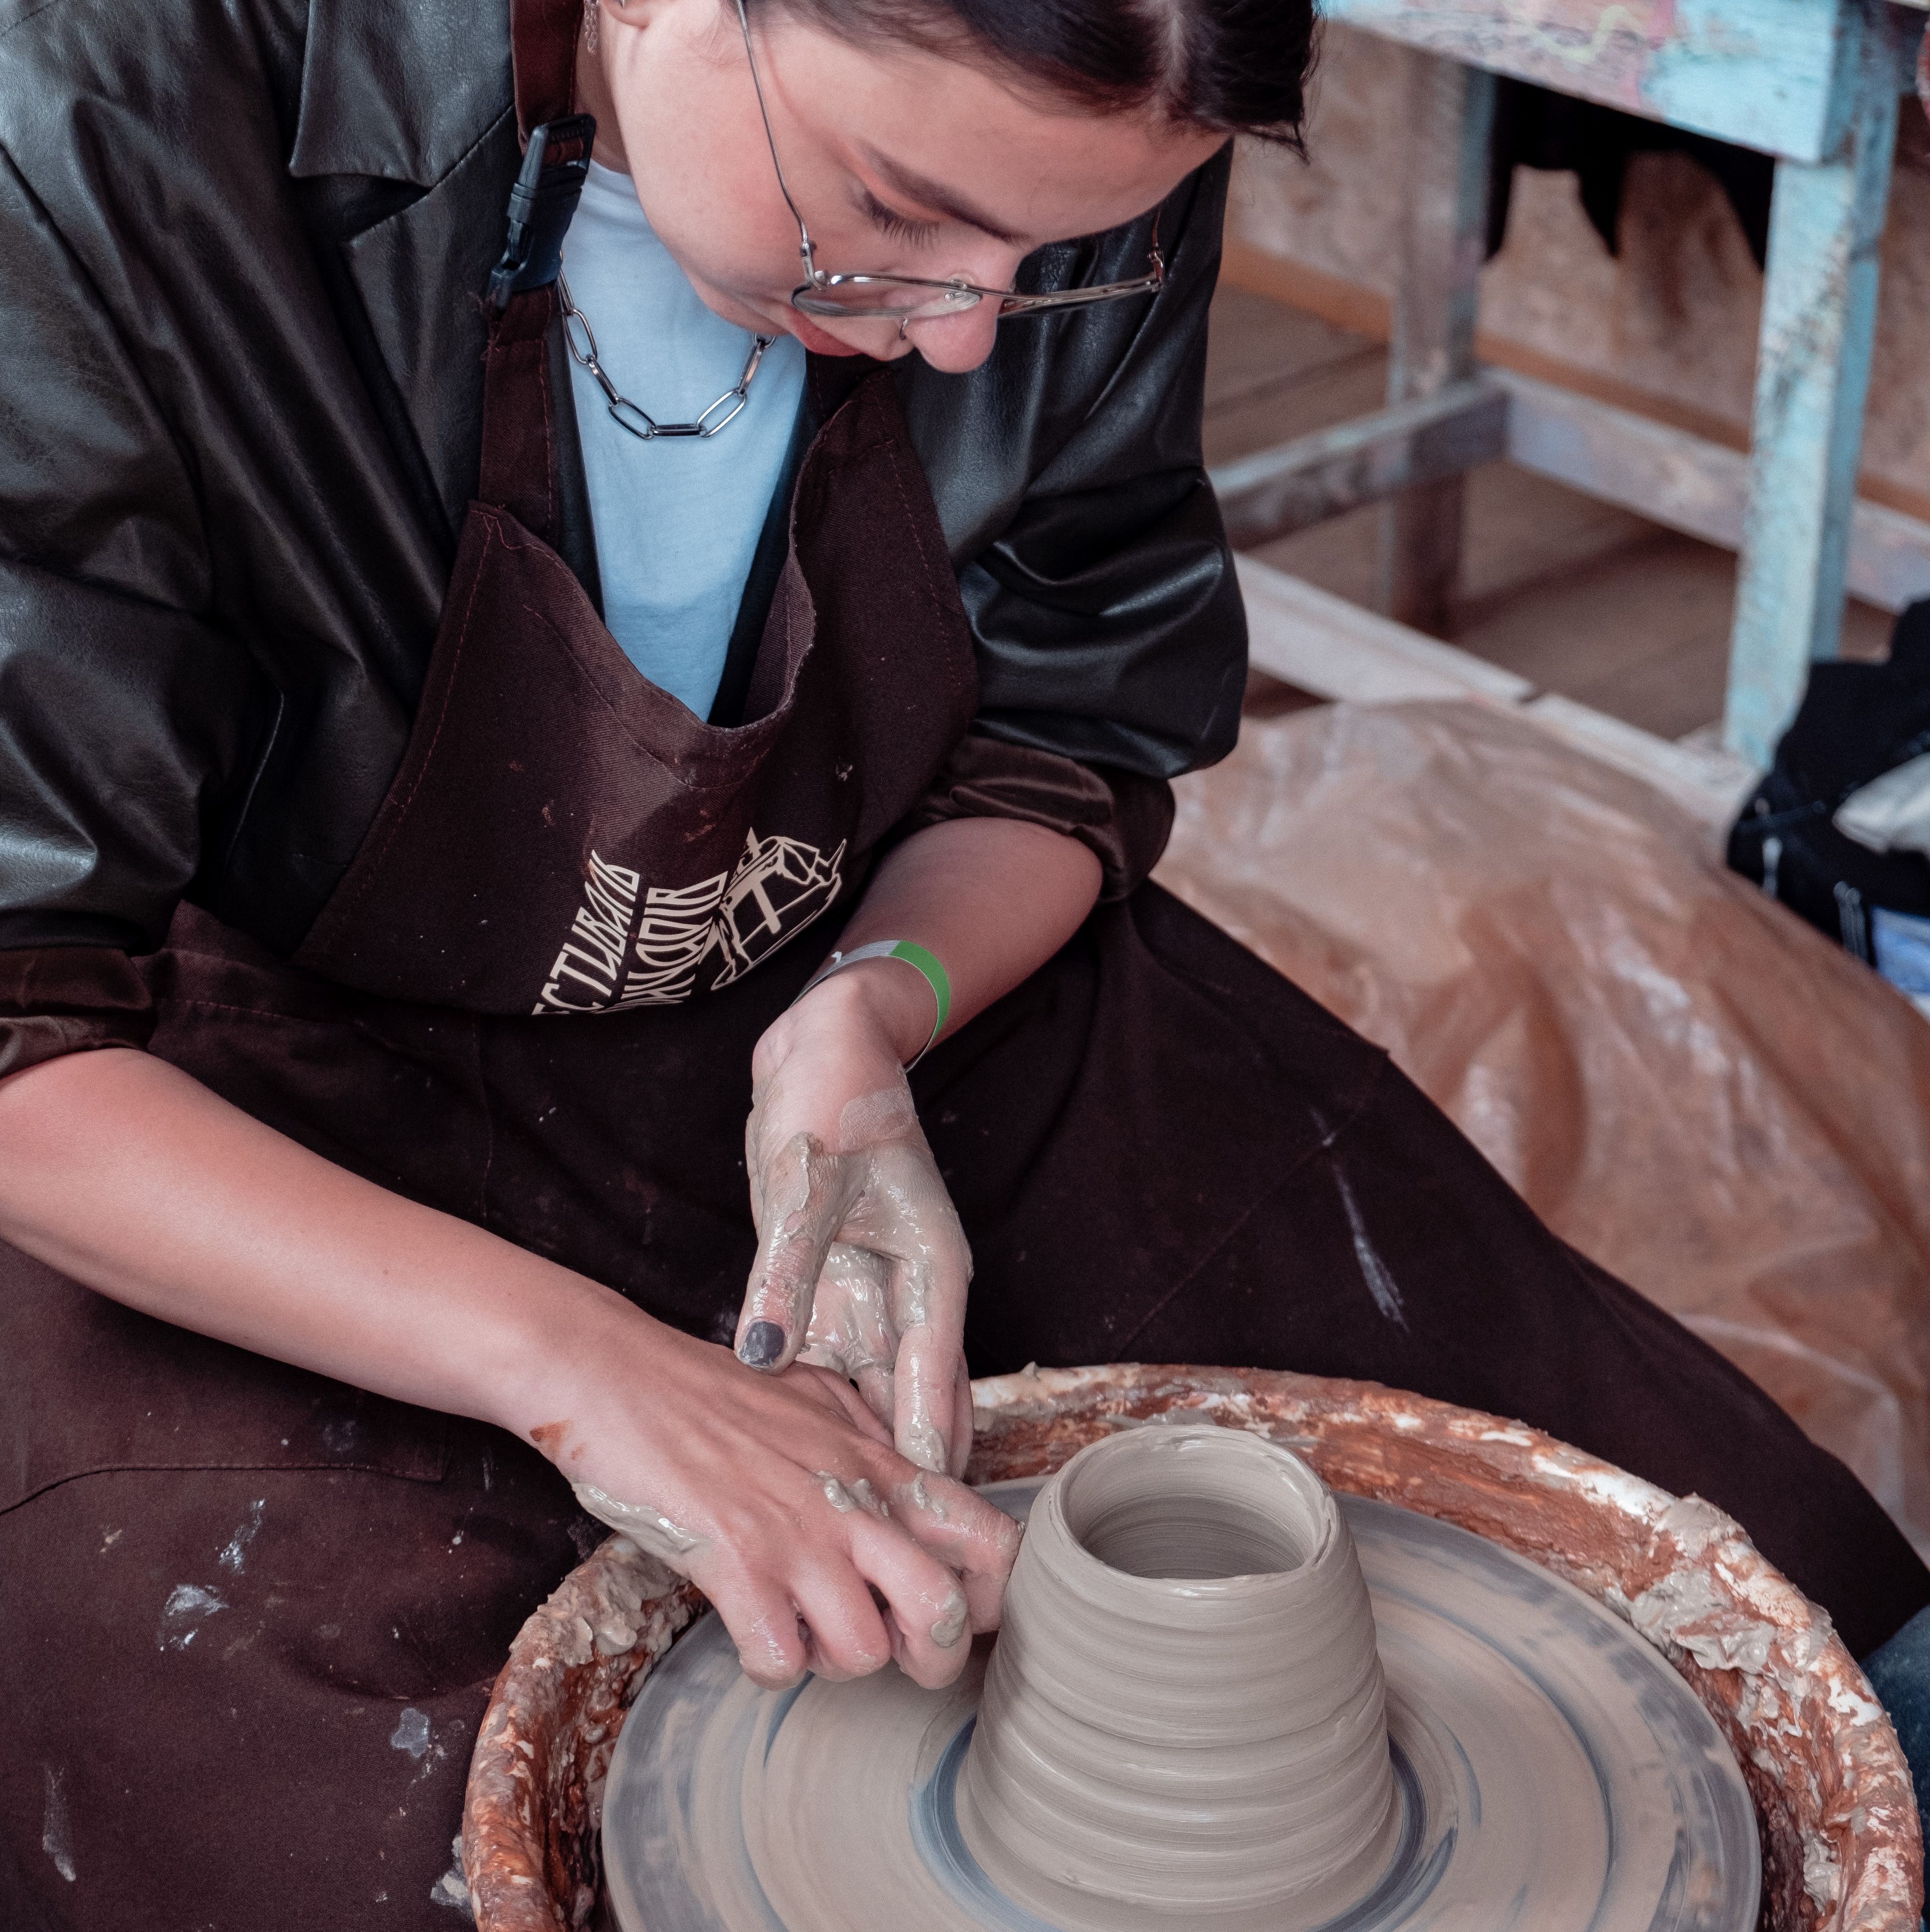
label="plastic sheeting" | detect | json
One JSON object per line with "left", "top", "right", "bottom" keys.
{"left": 1155, "top": 700, "right": 1930, "bottom": 1552}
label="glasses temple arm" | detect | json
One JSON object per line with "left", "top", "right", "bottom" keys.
{"left": 732, "top": 0, "right": 819, "bottom": 274}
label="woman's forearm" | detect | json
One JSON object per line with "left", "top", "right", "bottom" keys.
{"left": 781, "top": 817, "right": 1102, "bottom": 1066}
{"left": 0, "top": 1045, "right": 626, "bottom": 1435}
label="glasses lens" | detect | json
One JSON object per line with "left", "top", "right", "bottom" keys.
{"left": 791, "top": 277, "right": 984, "bottom": 321}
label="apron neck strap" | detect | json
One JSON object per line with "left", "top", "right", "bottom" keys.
{"left": 512, "top": 0, "right": 581, "bottom": 141}
{"left": 478, "top": 287, "right": 565, "bottom": 541}
{"left": 486, "top": 0, "right": 594, "bottom": 313}
{"left": 477, "top": 0, "right": 593, "bottom": 544}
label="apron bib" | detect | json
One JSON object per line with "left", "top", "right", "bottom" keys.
{"left": 294, "top": 287, "right": 977, "bottom": 1012}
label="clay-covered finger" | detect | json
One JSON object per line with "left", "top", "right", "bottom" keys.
{"left": 947, "top": 1355, "right": 975, "bottom": 1480}
{"left": 892, "top": 1317, "right": 954, "bottom": 1473}
{"left": 785, "top": 1559, "right": 896, "bottom": 1683}
{"left": 886, "top": 1466, "right": 1022, "bottom": 1632}
{"left": 700, "top": 1572, "right": 811, "bottom": 1690}
{"left": 870, "top": 1154, "right": 972, "bottom": 1470}
{"left": 735, "top": 1131, "right": 849, "bottom": 1373}
{"left": 803, "top": 1243, "right": 900, "bottom": 1427}
{"left": 885, "top": 1217, "right": 973, "bottom": 1471}
{"left": 853, "top": 1357, "right": 896, "bottom": 1431}
{"left": 842, "top": 1509, "right": 976, "bottom": 1689}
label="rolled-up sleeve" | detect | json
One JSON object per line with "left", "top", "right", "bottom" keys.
{"left": 906, "top": 735, "right": 1175, "bottom": 901}
{"left": 0, "top": 946, "right": 157, "bottom": 1078}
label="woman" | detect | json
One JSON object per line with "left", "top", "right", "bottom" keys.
{"left": 0, "top": 0, "right": 1922, "bottom": 1922}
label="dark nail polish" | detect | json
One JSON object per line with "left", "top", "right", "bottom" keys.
{"left": 740, "top": 1319, "right": 785, "bottom": 1368}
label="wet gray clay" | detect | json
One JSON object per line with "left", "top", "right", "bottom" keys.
{"left": 958, "top": 1426, "right": 1399, "bottom": 1930}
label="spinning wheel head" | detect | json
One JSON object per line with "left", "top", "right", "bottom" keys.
{"left": 602, "top": 1451, "right": 1760, "bottom": 1932}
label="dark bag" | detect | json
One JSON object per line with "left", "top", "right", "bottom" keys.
{"left": 1727, "top": 603, "right": 1930, "bottom": 987}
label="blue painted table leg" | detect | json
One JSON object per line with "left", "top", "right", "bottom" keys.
{"left": 1375, "top": 52, "right": 1495, "bottom": 634}
{"left": 1724, "top": 8, "right": 1899, "bottom": 769}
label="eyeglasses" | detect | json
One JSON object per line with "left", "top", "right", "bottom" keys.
{"left": 732, "top": 0, "right": 1164, "bottom": 324}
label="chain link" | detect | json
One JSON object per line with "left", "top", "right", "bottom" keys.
{"left": 558, "top": 274, "right": 775, "bottom": 442}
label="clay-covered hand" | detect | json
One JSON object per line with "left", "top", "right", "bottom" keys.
{"left": 543, "top": 1324, "right": 1020, "bottom": 1691}
{"left": 734, "top": 969, "right": 975, "bottom": 1478}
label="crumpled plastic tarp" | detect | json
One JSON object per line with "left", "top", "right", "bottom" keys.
{"left": 1155, "top": 700, "right": 1930, "bottom": 1552}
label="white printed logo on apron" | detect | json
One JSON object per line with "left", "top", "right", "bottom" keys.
{"left": 534, "top": 830, "right": 847, "bottom": 1014}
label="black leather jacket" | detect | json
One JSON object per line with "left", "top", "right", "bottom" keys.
{"left": 0, "top": 0, "right": 1243, "bottom": 961}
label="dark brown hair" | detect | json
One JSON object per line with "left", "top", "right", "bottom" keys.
{"left": 755, "top": 0, "right": 1316, "bottom": 146}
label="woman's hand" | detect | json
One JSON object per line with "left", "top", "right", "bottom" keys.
{"left": 733, "top": 963, "right": 977, "bottom": 1477}
{"left": 533, "top": 1315, "right": 1020, "bottom": 1691}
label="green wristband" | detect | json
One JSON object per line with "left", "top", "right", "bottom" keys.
{"left": 795, "top": 939, "right": 952, "bottom": 1067}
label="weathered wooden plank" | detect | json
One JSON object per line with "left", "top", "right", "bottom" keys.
{"left": 1523, "top": 696, "right": 1762, "bottom": 828}
{"left": 1840, "top": 495, "right": 1930, "bottom": 613}
{"left": 1378, "top": 53, "right": 1495, "bottom": 634}
{"left": 1323, "top": 0, "right": 1863, "bottom": 164}
{"left": 1208, "top": 381, "right": 1506, "bottom": 549}
{"left": 1496, "top": 367, "right": 1930, "bottom": 613}
{"left": 1232, "top": 553, "right": 1756, "bottom": 826}
{"left": 1234, "top": 554, "right": 1535, "bottom": 706}
{"left": 1725, "top": 8, "right": 1900, "bottom": 767}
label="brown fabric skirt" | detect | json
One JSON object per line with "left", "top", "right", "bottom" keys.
{"left": 4, "top": 890, "right": 1924, "bottom": 1930}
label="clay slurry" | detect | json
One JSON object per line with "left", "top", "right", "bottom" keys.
{"left": 956, "top": 1427, "right": 1401, "bottom": 1931}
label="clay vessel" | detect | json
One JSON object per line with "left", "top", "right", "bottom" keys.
{"left": 956, "top": 1425, "right": 1398, "bottom": 1930}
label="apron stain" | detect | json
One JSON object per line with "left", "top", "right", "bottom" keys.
{"left": 389, "top": 1707, "right": 432, "bottom": 1760}
{"left": 41, "top": 1765, "right": 75, "bottom": 1882}
{"left": 1309, "top": 1106, "right": 1407, "bottom": 1327}
{"left": 429, "top": 1833, "right": 471, "bottom": 1914}
{"left": 1332, "top": 1159, "right": 1408, "bottom": 1328}
{"left": 217, "top": 1498, "right": 266, "bottom": 1573}
{"left": 389, "top": 1707, "right": 455, "bottom": 1785}
{"left": 157, "top": 1583, "right": 229, "bottom": 1651}
{"left": 220, "top": 1622, "right": 264, "bottom": 1663}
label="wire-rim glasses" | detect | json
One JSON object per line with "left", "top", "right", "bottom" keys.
{"left": 730, "top": 0, "right": 1164, "bottom": 323}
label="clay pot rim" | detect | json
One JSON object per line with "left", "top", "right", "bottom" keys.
{"left": 1042, "top": 1425, "right": 1340, "bottom": 1602}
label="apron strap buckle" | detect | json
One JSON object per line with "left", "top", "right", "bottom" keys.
{"left": 487, "top": 116, "right": 597, "bottom": 316}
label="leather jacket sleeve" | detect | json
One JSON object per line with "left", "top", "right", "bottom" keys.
{"left": 0, "top": 140, "right": 272, "bottom": 1066}
{"left": 898, "top": 144, "right": 1246, "bottom": 790}
{"left": 0, "top": 948, "right": 158, "bottom": 1079}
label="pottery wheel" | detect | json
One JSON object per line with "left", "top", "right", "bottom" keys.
{"left": 601, "top": 1484, "right": 1760, "bottom": 1932}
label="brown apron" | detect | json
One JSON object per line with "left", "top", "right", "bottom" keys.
{"left": 3, "top": 17, "right": 1925, "bottom": 1925}
{"left": 291, "top": 285, "right": 974, "bottom": 1015}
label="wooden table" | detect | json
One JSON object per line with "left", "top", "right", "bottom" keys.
{"left": 1210, "top": 0, "right": 1926, "bottom": 768}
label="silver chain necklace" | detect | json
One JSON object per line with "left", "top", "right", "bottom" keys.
{"left": 558, "top": 273, "right": 776, "bottom": 442}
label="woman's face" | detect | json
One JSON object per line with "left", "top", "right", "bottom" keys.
{"left": 577, "top": 0, "right": 1225, "bottom": 373}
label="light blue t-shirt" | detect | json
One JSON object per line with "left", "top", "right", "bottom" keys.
{"left": 563, "top": 161, "right": 806, "bottom": 719}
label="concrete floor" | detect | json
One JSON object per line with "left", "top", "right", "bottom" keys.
{"left": 1202, "top": 283, "right": 1895, "bottom": 741}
